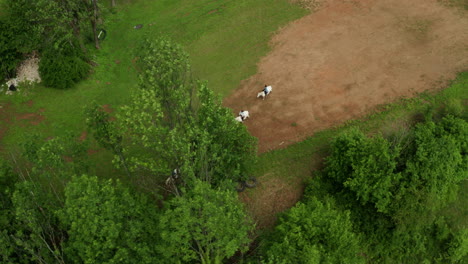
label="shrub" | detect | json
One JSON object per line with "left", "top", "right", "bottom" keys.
{"left": 0, "top": 19, "right": 22, "bottom": 79}
{"left": 39, "top": 44, "right": 89, "bottom": 89}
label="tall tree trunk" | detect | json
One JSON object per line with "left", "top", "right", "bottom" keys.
{"left": 71, "top": 19, "right": 87, "bottom": 54}
{"left": 111, "top": 0, "right": 116, "bottom": 7}
{"left": 92, "top": 0, "right": 100, "bottom": 49}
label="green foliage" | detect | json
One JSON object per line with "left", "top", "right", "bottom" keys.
{"left": 443, "top": 98, "right": 465, "bottom": 118}
{"left": 5, "top": 0, "right": 60, "bottom": 52}
{"left": 137, "top": 37, "right": 193, "bottom": 128}
{"left": 0, "top": 159, "right": 19, "bottom": 263}
{"left": 448, "top": 229, "right": 468, "bottom": 263}
{"left": 11, "top": 181, "right": 66, "bottom": 263}
{"left": 194, "top": 83, "right": 257, "bottom": 184}
{"left": 113, "top": 37, "right": 256, "bottom": 187}
{"left": 0, "top": 19, "right": 21, "bottom": 79}
{"left": 21, "top": 133, "right": 90, "bottom": 180}
{"left": 117, "top": 37, "right": 194, "bottom": 179}
{"left": 315, "top": 115, "right": 468, "bottom": 262}
{"left": 58, "top": 175, "right": 159, "bottom": 263}
{"left": 85, "top": 102, "right": 123, "bottom": 152}
{"left": 85, "top": 103, "right": 131, "bottom": 176}
{"left": 118, "top": 86, "right": 189, "bottom": 177}
{"left": 158, "top": 179, "right": 253, "bottom": 263}
{"left": 4, "top": 0, "right": 99, "bottom": 52}
{"left": 394, "top": 116, "right": 468, "bottom": 222}
{"left": 325, "top": 129, "right": 401, "bottom": 213}
{"left": 39, "top": 45, "right": 90, "bottom": 89}
{"left": 263, "top": 197, "right": 364, "bottom": 264}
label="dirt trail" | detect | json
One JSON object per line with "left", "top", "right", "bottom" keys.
{"left": 224, "top": 0, "right": 468, "bottom": 153}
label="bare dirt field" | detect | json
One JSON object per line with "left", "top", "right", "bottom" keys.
{"left": 224, "top": 0, "right": 468, "bottom": 153}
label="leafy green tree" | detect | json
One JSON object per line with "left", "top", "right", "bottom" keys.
{"left": 6, "top": 0, "right": 66, "bottom": 52}
{"left": 395, "top": 116, "right": 468, "bottom": 221}
{"left": 0, "top": 159, "right": 22, "bottom": 263}
{"left": 85, "top": 102, "right": 131, "bottom": 177}
{"left": 0, "top": 134, "right": 89, "bottom": 263}
{"left": 318, "top": 115, "right": 468, "bottom": 262}
{"left": 193, "top": 83, "right": 257, "bottom": 185}
{"left": 39, "top": 44, "right": 90, "bottom": 89}
{"left": 118, "top": 87, "right": 191, "bottom": 179}
{"left": 137, "top": 37, "right": 194, "bottom": 129}
{"left": 113, "top": 37, "right": 256, "bottom": 187}
{"left": 5, "top": 0, "right": 103, "bottom": 52}
{"left": 0, "top": 19, "right": 22, "bottom": 79}
{"left": 325, "top": 129, "right": 401, "bottom": 213}
{"left": 448, "top": 229, "right": 468, "bottom": 263}
{"left": 4, "top": 0, "right": 105, "bottom": 88}
{"left": 11, "top": 181, "right": 66, "bottom": 264}
{"left": 21, "top": 133, "right": 90, "bottom": 181}
{"left": 158, "top": 180, "right": 253, "bottom": 263}
{"left": 58, "top": 175, "right": 159, "bottom": 263}
{"left": 263, "top": 197, "right": 364, "bottom": 264}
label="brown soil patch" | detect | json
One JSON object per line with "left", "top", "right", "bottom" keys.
{"left": 224, "top": 0, "right": 468, "bottom": 153}
{"left": 16, "top": 112, "right": 46, "bottom": 126}
{"left": 79, "top": 131, "right": 88, "bottom": 141}
{"left": 23, "top": 100, "right": 34, "bottom": 107}
{"left": 102, "top": 104, "right": 114, "bottom": 113}
{"left": 0, "top": 103, "right": 13, "bottom": 149}
{"left": 87, "top": 149, "right": 99, "bottom": 155}
{"left": 239, "top": 174, "right": 305, "bottom": 229}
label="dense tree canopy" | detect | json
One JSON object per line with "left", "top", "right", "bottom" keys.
{"left": 58, "top": 175, "right": 159, "bottom": 263}
{"left": 3, "top": 0, "right": 104, "bottom": 86}
{"left": 325, "top": 129, "right": 401, "bottom": 213}
{"left": 5, "top": 0, "right": 101, "bottom": 52}
{"left": 0, "top": 19, "right": 22, "bottom": 79}
{"left": 264, "top": 197, "right": 364, "bottom": 264}
{"left": 311, "top": 115, "right": 468, "bottom": 263}
{"left": 158, "top": 179, "right": 253, "bottom": 263}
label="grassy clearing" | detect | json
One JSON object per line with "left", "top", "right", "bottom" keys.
{"left": 247, "top": 72, "right": 468, "bottom": 228}
{"left": 0, "top": 0, "right": 306, "bottom": 155}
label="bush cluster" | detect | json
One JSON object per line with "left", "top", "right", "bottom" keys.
{"left": 0, "top": 20, "right": 22, "bottom": 80}
{"left": 39, "top": 45, "right": 90, "bottom": 89}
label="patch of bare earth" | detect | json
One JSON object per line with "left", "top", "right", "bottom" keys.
{"left": 0, "top": 103, "right": 13, "bottom": 150}
{"left": 16, "top": 101, "right": 46, "bottom": 126}
{"left": 224, "top": 0, "right": 468, "bottom": 153}
{"left": 239, "top": 174, "right": 305, "bottom": 229}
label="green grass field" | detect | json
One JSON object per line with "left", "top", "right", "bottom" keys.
{"left": 0, "top": 0, "right": 306, "bottom": 150}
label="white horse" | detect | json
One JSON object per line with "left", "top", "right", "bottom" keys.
{"left": 257, "top": 85, "right": 272, "bottom": 100}
{"left": 239, "top": 110, "right": 249, "bottom": 120}
{"left": 235, "top": 116, "right": 243, "bottom": 122}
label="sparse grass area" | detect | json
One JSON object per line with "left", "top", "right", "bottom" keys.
{"left": 440, "top": 0, "right": 468, "bottom": 10}
{"left": 397, "top": 16, "right": 435, "bottom": 41}
{"left": 290, "top": 0, "right": 323, "bottom": 11}
{"left": 247, "top": 72, "right": 468, "bottom": 228}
